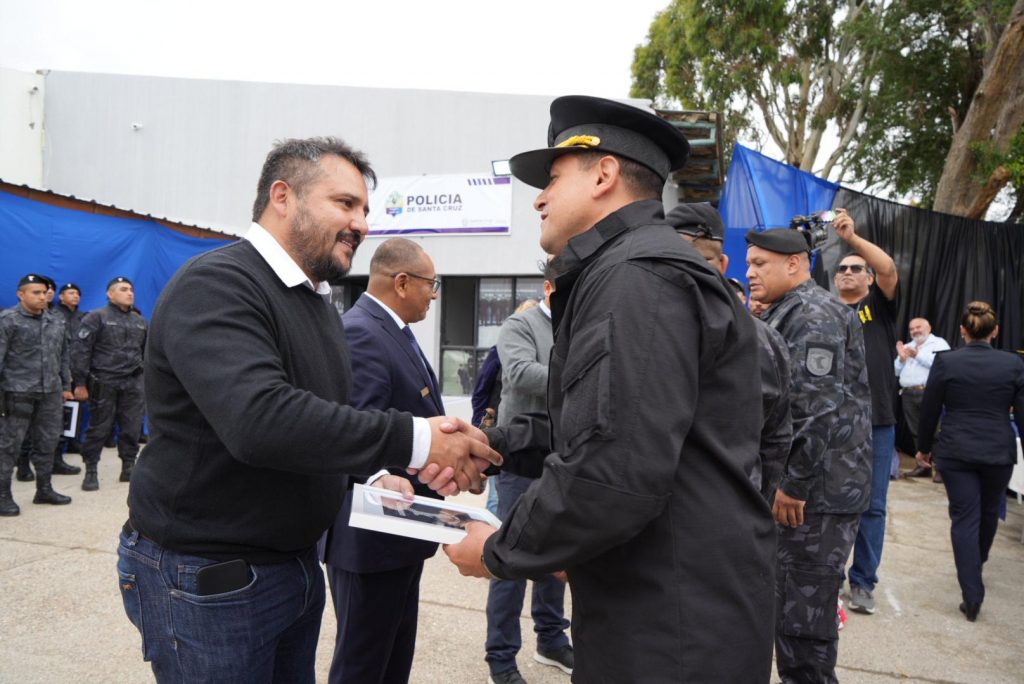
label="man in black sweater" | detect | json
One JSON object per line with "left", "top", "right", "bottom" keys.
{"left": 118, "top": 137, "right": 499, "bottom": 683}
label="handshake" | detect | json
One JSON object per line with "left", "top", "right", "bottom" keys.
{"left": 407, "top": 416, "right": 502, "bottom": 496}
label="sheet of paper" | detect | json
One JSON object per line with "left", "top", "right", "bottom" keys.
{"left": 349, "top": 483, "right": 501, "bottom": 544}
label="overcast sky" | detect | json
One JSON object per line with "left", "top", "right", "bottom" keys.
{"left": 0, "top": 0, "right": 670, "bottom": 98}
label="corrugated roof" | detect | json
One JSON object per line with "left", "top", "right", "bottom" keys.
{"left": 0, "top": 179, "right": 238, "bottom": 240}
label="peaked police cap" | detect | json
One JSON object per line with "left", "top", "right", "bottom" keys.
{"left": 509, "top": 95, "right": 690, "bottom": 189}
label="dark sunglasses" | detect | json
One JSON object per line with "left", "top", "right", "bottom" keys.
{"left": 390, "top": 272, "right": 441, "bottom": 293}
{"left": 837, "top": 264, "right": 866, "bottom": 274}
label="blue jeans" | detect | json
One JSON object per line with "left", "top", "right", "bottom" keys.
{"left": 485, "top": 471, "right": 570, "bottom": 674}
{"left": 117, "top": 528, "right": 325, "bottom": 683}
{"left": 485, "top": 477, "right": 500, "bottom": 516}
{"left": 848, "top": 424, "right": 895, "bottom": 592}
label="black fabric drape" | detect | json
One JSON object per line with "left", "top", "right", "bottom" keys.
{"left": 813, "top": 188, "right": 1023, "bottom": 355}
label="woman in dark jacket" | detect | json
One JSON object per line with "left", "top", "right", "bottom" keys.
{"left": 915, "top": 301, "right": 1024, "bottom": 622}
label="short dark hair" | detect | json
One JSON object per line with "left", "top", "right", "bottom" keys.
{"left": 960, "top": 300, "right": 997, "bottom": 339}
{"left": 369, "top": 237, "right": 425, "bottom": 275}
{"left": 251, "top": 137, "right": 377, "bottom": 222}
{"left": 575, "top": 151, "right": 664, "bottom": 200}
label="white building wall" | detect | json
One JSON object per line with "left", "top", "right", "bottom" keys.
{"left": 0, "top": 67, "right": 45, "bottom": 186}
{"left": 39, "top": 71, "right": 663, "bottom": 369}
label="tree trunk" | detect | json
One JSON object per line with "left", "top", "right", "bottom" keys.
{"left": 965, "top": 166, "right": 1011, "bottom": 218}
{"left": 932, "top": 0, "right": 1024, "bottom": 218}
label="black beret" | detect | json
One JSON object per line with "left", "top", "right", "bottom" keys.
{"left": 38, "top": 275, "right": 56, "bottom": 290}
{"left": 666, "top": 203, "right": 724, "bottom": 241}
{"left": 18, "top": 273, "right": 44, "bottom": 288}
{"left": 510, "top": 95, "right": 690, "bottom": 189}
{"left": 727, "top": 277, "right": 745, "bottom": 295}
{"left": 107, "top": 276, "right": 133, "bottom": 289}
{"left": 59, "top": 282, "right": 81, "bottom": 294}
{"left": 745, "top": 228, "right": 811, "bottom": 255}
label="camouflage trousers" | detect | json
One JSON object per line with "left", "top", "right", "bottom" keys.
{"left": 0, "top": 391, "right": 63, "bottom": 481}
{"left": 775, "top": 512, "right": 859, "bottom": 684}
{"left": 80, "top": 376, "right": 144, "bottom": 466}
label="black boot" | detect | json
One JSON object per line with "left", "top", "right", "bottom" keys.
{"left": 82, "top": 464, "right": 99, "bottom": 491}
{"left": 53, "top": 447, "right": 82, "bottom": 476}
{"left": 33, "top": 475, "right": 72, "bottom": 505}
{"left": 960, "top": 601, "right": 981, "bottom": 622}
{"left": 119, "top": 457, "right": 135, "bottom": 483}
{"left": 15, "top": 454, "right": 34, "bottom": 482}
{"left": 0, "top": 480, "right": 19, "bottom": 516}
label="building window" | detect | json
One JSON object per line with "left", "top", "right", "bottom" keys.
{"left": 328, "top": 277, "right": 368, "bottom": 316}
{"left": 440, "top": 275, "right": 545, "bottom": 395}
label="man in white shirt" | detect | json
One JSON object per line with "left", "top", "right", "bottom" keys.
{"left": 895, "top": 317, "right": 950, "bottom": 478}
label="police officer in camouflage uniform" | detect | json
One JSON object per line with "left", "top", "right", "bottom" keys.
{"left": 49, "top": 282, "right": 86, "bottom": 474}
{"left": 0, "top": 274, "right": 74, "bottom": 516}
{"left": 72, "top": 276, "right": 147, "bottom": 491}
{"left": 15, "top": 274, "right": 61, "bottom": 481}
{"left": 746, "top": 228, "right": 872, "bottom": 684}
{"left": 667, "top": 202, "right": 793, "bottom": 501}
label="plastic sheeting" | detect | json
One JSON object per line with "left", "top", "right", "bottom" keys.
{"left": 719, "top": 144, "right": 839, "bottom": 282}
{"left": 718, "top": 144, "right": 1022, "bottom": 352}
{"left": 0, "top": 190, "right": 231, "bottom": 318}
{"left": 826, "top": 188, "right": 1023, "bottom": 353}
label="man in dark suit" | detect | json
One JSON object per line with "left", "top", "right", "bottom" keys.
{"left": 320, "top": 237, "right": 444, "bottom": 684}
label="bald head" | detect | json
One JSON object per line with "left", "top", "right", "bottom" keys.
{"left": 369, "top": 238, "right": 425, "bottom": 278}
{"left": 367, "top": 238, "right": 438, "bottom": 324}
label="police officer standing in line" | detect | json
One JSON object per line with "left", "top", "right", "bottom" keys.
{"left": 745, "top": 228, "right": 872, "bottom": 684}
{"left": 72, "top": 276, "right": 147, "bottom": 491}
{"left": 51, "top": 282, "right": 85, "bottom": 474}
{"left": 0, "top": 274, "right": 74, "bottom": 516}
{"left": 15, "top": 275, "right": 74, "bottom": 481}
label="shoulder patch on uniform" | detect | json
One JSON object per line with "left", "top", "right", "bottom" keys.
{"left": 78, "top": 328, "right": 91, "bottom": 339}
{"left": 806, "top": 343, "right": 835, "bottom": 376}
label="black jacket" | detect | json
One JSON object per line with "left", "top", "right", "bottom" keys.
{"left": 485, "top": 200, "right": 775, "bottom": 683}
{"left": 918, "top": 341, "right": 1024, "bottom": 466}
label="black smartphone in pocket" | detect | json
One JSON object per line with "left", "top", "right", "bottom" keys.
{"left": 195, "top": 559, "right": 249, "bottom": 596}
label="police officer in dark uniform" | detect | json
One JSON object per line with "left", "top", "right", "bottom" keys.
{"left": 50, "top": 282, "right": 86, "bottom": 473}
{"left": 745, "top": 229, "right": 872, "bottom": 684}
{"left": 667, "top": 203, "right": 793, "bottom": 501}
{"left": 445, "top": 96, "right": 777, "bottom": 683}
{"left": 15, "top": 275, "right": 76, "bottom": 480}
{"left": 0, "top": 274, "right": 74, "bottom": 516}
{"left": 72, "top": 276, "right": 147, "bottom": 491}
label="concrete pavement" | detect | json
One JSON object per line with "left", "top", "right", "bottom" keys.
{"left": 1, "top": 451, "right": 1021, "bottom": 683}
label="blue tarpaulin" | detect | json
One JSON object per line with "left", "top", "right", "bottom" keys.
{"left": 0, "top": 190, "right": 231, "bottom": 317}
{"left": 719, "top": 144, "right": 839, "bottom": 282}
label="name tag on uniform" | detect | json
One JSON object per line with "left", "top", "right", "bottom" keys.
{"left": 420, "top": 387, "right": 430, "bottom": 397}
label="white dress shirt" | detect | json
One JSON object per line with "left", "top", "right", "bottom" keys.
{"left": 894, "top": 333, "right": 951, "bottom": 387}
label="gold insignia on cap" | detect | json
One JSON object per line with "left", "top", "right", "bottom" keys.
{"left": 555, "top": 135, "right": 601, "bottom": 149}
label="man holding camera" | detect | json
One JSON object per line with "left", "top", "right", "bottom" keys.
{"left": 831, "top": 215, "right": 899, "bottom": 616}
